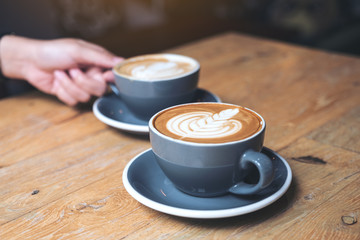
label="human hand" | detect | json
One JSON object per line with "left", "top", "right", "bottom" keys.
{"left": 0, "top": 36, "right": 123, "bottom": 106}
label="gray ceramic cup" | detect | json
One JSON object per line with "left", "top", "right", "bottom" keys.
{"left": 111, "top": 53, "right": 200, "bottom": 120}
{"left": 149, "top": 103, "right": 274, "bottom": 197}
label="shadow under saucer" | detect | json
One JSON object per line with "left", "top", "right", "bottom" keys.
{"left": 92, "top": 88, "right": 221, "bottom": 134}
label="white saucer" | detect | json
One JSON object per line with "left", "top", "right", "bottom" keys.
{"left": 93, "top": 89, "right": 221, "bottom": 134}
{"left": 122, "top": 147, "right": 292, "bottom": 219}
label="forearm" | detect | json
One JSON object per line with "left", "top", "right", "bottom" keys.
{"left": 0, "top": 35, "right": 42, "bottom": 80}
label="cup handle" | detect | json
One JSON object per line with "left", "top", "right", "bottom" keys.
{"left": 108, "top": 82, "right": 120, "bottom": 96}
{"left": 229, "top": 149, "right": 274, "bottom": 195}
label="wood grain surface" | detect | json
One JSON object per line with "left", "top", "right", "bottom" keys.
{"left": 0, "top": 32, "right": 359, "bottom": 239}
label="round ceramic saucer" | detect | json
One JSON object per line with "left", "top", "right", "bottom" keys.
{"left": 93, "top": 89, "right": 221, "bottom": 134}
{"left": 122, "top": 147, "right": 292, "bottom": 219}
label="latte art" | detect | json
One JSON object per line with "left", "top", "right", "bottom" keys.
{"left": 129, "top": 61, "right": 188, "bottom": 80}
{"left": 114, "top": 54, "right": 198, "bottom": 80}
{"left": 167, "top": 109, "right": 242, "bottom": 139}
{"left": 153, "top": 103, "right": 264, "bottom": 144}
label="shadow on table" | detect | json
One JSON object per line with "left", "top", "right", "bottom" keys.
{"left": 171, "top": 176, "right": 298, "bottom": 228}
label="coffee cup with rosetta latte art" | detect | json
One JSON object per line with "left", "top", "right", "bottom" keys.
{"left": 112, "top": 53, "right": 199, "bottom": 120}
{"left": 149, "top": 102, "right": 274, "bottom": 197}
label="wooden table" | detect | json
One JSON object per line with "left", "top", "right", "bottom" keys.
{"left": 0, "top": 32, "right": 359, "bottom": 239}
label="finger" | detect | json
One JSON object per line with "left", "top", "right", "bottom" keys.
{"left": 73, "top": 41, "right": 124, "bottom": 68}
{"left": 54, "top": 70, "right": 90, "bottom": 103}
{"left": 76, "top": 39, "right": 111, "bottom": 53}
{"left": 69, "top": 68, "right": 106, "bottom": 97}
{"left": 86, "top": 67, "right": 103, "bottom": 77}
{"left": 102, "top": 70, "right": 115, "bottom": 83}
{"left": 86, "top": 68, "right": 108, "bottom": 96}
{"left": 52, "top": 78, "right": 77, "bottom": 106}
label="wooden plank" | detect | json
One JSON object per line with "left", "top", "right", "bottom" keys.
{"left": 0, "top": 93, "right": 106, "bottom": 166}
{"left": 307, "top": 106, "right": 360, "bottom": 153}
{"left": 1, "top": 137, "right": 359, "bottom": 239}
{"left": 231, "top": 137, "right": 360, "bottom": 240}
{"left": 0, "top": 126, "right": 150, "bottom": 224}
{"left": 171, "top": 33, "right": 360, "bottom": 150}
{"left": 0, "top": 165, "right": 159, "bottom": 239}
{"left": 1, "top": 32, "right": 360, "bottom": 239}
{"left": 271, "top": 175, "right": 360, "bottom": 240}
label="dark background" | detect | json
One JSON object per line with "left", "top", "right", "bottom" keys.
{"left": 1, "top": 0, "right": 360, "bottom": 97}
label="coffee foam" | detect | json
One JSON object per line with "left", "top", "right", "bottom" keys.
{"left": 153, "top": 103, "right": 263, "bottom": 144}
{"left": 115, "top": 54, "right": 197, "bottom": 81}
{"left": 167, "top": 109, "right": 242, "bottom": 139}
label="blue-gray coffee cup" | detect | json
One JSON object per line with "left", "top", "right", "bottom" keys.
{"left": 149, "top": 102, "right": 274, "bottom": 197}
{"left": 112, "top": 53, "right": 200, "bottom": 120}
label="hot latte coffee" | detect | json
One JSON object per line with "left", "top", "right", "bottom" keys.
{"left": 153, "top": 103, "right": 263, "bottom": 144}
{"left": 114, "top": 54, "right": 198, "bottom": 81}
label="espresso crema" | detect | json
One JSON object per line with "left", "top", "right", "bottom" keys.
{"left": 114, "top": 54, "right": 197, "bottom": 80}
{"left": 153, "top": 103, "right": 263, "bottom": 143}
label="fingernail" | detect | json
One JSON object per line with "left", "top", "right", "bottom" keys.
{"left": 69, "top": 69, "right": 80, "bottom": 78}
{"left": 54, "top": 70, "right": 65, "bottom": 78}
{"left": 113, "top": 57, "right": 124, "bottom": 64}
